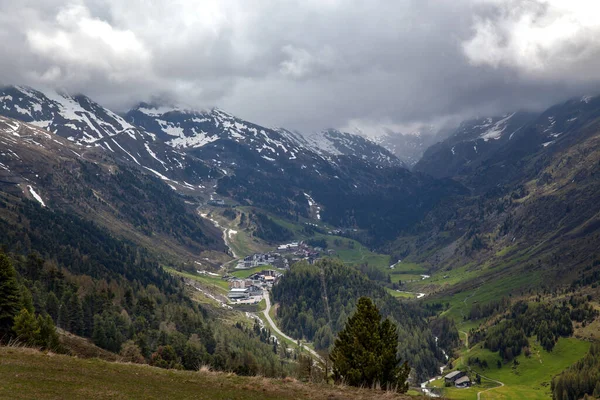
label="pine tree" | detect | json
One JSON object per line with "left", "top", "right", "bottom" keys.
{"left": 37, "top": 314, "right": 60, "bottom": 350}
{"left": 330, "top": 297, "right": 410, "bottom": 392}
{"left": 46, "top": 292, "right": 60, "bottom": 322}
{"left": 12, "top": 308, "right": 40, "bottom": 345}
{"left": 67, "top": 293, "right": 84, "bottom": 335}
{"left": 0, "top": 253, "right": 21, "bottom": 340}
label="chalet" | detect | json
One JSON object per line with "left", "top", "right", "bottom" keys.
{"left": 455, "top": 376, "right": 471, "bottom": 388}
{"left": 444, "top": 371, "right": 465, "bottom": 384}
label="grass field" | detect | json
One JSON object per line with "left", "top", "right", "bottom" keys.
{"left": 386, "top": 288, "right": 418, "bottom": 299}
{"left": 437, "top": 337, "right": 591, "bottom": 400}
{"left": 163, "top": 266, "right": 229, "bottom": 295}
{"left": 0, "top": 347, "right": 421, "bottom": 400}
{"left": 230, "top": 265, "right": 279, "bottom": 278}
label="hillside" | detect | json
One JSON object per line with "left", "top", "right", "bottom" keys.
{"left": 0, "top": 347, "right": 419, "bottom": 400}
{"left": 0, "top": 115, "right": 225, "bottom": 261}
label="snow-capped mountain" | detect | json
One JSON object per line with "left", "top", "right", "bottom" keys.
{"left": 0, "top": 84, "right": 465, "bottom": 242}
{"left": 126, "top": 104, "right": 317, "bottom": 165}
{"left": 0, "top": 86, "right": 218, "bottom": 184}
{"left": 371, "top": 127, "right": 446, "bottom": 168}
{"left": 414, "top": 112, "right": 537, "bottom": 178}
{"left": 127, "top": 104, "right": 401, "bottom": 167}
{"left": 0, "top": 86, "right": 141, "bottom": 143}
{"left": 299, "top": 129, "right": 403, "bottom": 167}
{"left": 0, "top": 114, "right": 224, "bottom": 255}
{"left": 415, "top": 95, "right": 600, "bottom": 187}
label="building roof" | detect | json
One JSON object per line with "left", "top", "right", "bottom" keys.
{"left": 445, "top": 371, "right": 463, "bottom": 379}
{"left": 229, "top": 288, "right": 249, "bottom": 292}
{"left": 455, "top": 376, "right": 471, "bottom": 385}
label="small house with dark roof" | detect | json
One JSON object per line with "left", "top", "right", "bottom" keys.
{"left": 455, "top": 375, "right": 471, "bottom": 388}
{"left": 444, "top": 371, "right": 465, "bottom": 384}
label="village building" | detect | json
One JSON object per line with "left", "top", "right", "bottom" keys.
{"left": 227, "top": 288, "right": 250, "bottom": 299}
{"left": 444, "top": 371, "right": 465, "bottom": 384}
{"left": 455, "top": 376, "right": 471, "bottom": 388}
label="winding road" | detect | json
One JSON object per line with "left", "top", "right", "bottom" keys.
{"left": 262, "top": 292, "right": 323, "bottom": 362}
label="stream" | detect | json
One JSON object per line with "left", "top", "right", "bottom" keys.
{"left": 420, "top": 336, "right": 449, "bottom": 398}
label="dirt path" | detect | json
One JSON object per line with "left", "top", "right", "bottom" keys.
{"left": 459, "top": 330, "right": 469, "bottom": 349}
{"left": 262, "top": 292, "right": 323, "bottom": 362}
{"left": 476, "top": 373, "right": 505, "bottom": 400}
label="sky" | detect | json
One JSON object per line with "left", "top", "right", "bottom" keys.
{"left": 1, "top": 0, "right": 600, "bottom": 136}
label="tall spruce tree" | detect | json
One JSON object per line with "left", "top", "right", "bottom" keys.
{"left": 330, "top": 297, "right": 410, "bottom": 392}
{"left": 0, "top": 253, "right": 21, "bottom": 340}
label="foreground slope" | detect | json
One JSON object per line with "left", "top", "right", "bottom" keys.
{"left": 0, "top": 347, "right": 418, "bottom": 400}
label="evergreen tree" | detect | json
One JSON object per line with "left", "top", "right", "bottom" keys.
{"left": 37, "top": 314, "right": 60, "bottom": 350}
{"left": 12, "top": 308, "right": 40, "bottom": 345}
{"left": 0, "top": 253, "right": 21, "bottom": 340}
{"left": 330, "top": 297, "right": 410, "bottom": 392}
{"left": 46, "top": 292, "right": 60, "bottom": 322}
{"left": 67, "top": 293, "right": 84, "bottom": 335}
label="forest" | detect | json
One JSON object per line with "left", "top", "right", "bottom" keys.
{"left": 271, "top": 258, "right": 456, "bottom": 381}
{"left": 0, "top": 195, "right": 294, "bottom": 378}
{"left": 468, "top": 298, "right": 597, "bottom": 362}
{"left": 552, "top": 342, "right": 600, "bottom": 400}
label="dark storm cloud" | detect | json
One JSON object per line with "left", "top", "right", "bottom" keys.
{"left": 1, "top": 0, "right": 600, "bottom": 135}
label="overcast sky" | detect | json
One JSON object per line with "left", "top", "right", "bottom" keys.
{"left": 2, "top": 0, "right": 600, "bottom": 136}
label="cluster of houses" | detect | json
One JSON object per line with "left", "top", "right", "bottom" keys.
{"left": 227, "top": 270, "right": 283, "bottom": 302}
{"left": 277, "top": 241, "right": 332, "bottom": 264}
{"left": 444, "top": 371, "right": 471, "bottom": 388}
{"left": 236, "top": 252, "right": 289, "bottom": 270}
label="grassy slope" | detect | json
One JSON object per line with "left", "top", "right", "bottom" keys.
{"left": 436, "top": 337, "right": 590, "bottom": 400}
{"left": 164, "top": 266, "right": 230, "bottom": 295}
{"left": 0, "top": 347, "right": 419, "bottom": 400}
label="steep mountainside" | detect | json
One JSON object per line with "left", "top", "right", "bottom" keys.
{"left": 391, "top": 95, "right": 600, "bottom": 303}
{"left": 0, "top": 86, "right": 218, "bottom": 185}
{"left": 414, "top": 112, "right": 537, "bottom": 179}
{"left": 0, "top": 115, "right": 225, "bottom": 260}
{"left": 299, "top": 129, "right": 403, "bottom": 167}
{"left": 125, "top": 103, "right": 463, "bottom": 242}
{"left": 0, "top": 84, "right": 466, "bottom": 246}
{"left": 374, "top": 128, "right": 444, "bottom": 168}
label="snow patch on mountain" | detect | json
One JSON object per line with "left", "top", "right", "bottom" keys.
{"left": 27, "top": 185, "right": 46, "bottom": 207}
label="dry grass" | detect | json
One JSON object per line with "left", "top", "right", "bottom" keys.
{"left": 0, "top": 346, "right": 425, "bottom": 400}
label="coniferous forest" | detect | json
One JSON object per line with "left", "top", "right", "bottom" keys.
{"left": 271, "top": 258, "right": 454, "bottom": 381}
{"left": 0, "top": 194, "right": 292, "bottom": 377}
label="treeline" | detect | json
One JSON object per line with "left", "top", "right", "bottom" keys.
{"left": 0, "top": 195, "right": 292, "bottom": 377}
{"left": 468, "top": 297, "right": 510, "bottom": 320}
{"left": 552, "top": 342, "right": 600, "bottom": 400}
{"left": 251, "top": 212, "right": 294, "bottom": 243}
{"left": 271, "top": 258, "right": 453, "bottom": 381}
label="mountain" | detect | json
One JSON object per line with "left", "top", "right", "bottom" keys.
{"left": 390, "top": 94, "right": 600, "bottom": 303}
{"left": 298, "top": 129, "right": 403, "bottom": 167}
{"left": 413, "top": 112, "right": 537, "bottom": 179}
{"left": 373, "top": 128, "right": 445, "bottom": 168}
{"left": 0, "top": 114, "right": 225, "bottom": 261}
{"left": 0, "top": 86, "right": 219, "bottom": 186}
{"left": 0, "top": 85, "right": 465, "bottom": 247}
{"left": 124, "top": 102, "right": 463, "bottom": 243}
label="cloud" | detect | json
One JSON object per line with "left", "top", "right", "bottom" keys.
{"left": 1, "top": 0, "right": 600, "bottom": 133}
{"left": 463, "top": 0, "right": 600, "bottom": 82}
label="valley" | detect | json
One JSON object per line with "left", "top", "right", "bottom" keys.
{"left": 1, "top": 83, "right": 600, "bottom": 400}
